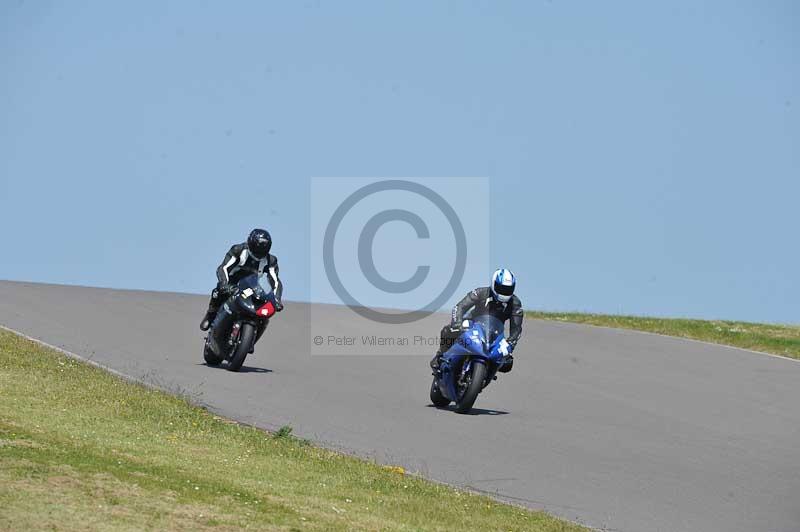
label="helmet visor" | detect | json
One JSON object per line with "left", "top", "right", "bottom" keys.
{"left": 494, "top": 282, "right": 515, "bottom": 297}
{"left": 249, "top": 239, "right": 271, "bottom": 258}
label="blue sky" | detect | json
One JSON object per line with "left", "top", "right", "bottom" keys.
{"left": 1, "top": 1, "right": 798, "bottom": 323}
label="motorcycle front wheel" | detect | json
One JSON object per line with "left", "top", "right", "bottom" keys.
{"left": 454, "top": 359, "right": 487, "bottom": 414}
{"left": 227, "top": 323, "right": 255, "bottom": 372}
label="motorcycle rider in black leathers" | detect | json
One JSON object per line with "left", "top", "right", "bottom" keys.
{"left": 430, "top": 269, "right": 522, "bottom": 374}
{"left": 200, "top": 228, "right": 284, "bottom": 331}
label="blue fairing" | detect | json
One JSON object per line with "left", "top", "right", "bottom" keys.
{"left": 439, "top": 315, "right": 505, "bottom": 402}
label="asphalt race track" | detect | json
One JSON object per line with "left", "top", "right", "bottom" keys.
{"left": 1, "top": 281, "right": 798, "bottom": 532}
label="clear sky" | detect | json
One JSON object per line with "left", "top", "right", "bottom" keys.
{"left": 1, "top": 1, "right": 798, "bottom": 323}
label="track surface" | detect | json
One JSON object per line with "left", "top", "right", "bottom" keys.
{"left": 1, "top": 281, "right": 798, "bottom": 532}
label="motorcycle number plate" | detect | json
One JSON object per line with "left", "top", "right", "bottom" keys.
{"left": 241, "top": 288, "right": 254, "bottom": 298}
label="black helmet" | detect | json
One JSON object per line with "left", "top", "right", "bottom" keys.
{"left": 247, "top": 228, "right": 272, "bottom": 259}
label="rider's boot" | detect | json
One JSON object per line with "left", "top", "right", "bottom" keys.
{"left": 200, "top": 288, "right": 224, "bottom": 331}
{"left": 429, "top": 350, "right": 443, "bottom": 374}
{"left": 200, "top": 310, "right": 216, "bottom": 331}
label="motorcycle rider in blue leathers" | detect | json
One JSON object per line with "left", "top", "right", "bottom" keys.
{"left": 200, "top": 228, "right": 284, "bottom": 331}
{"left": 430, "top": 269, "right": 522, "bottom": 373}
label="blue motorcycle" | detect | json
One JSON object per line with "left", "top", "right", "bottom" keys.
{"left": 430, "top": 315, "right": 510, "bottom": 414}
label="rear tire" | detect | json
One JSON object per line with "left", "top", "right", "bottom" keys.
{"left": 227, "top": 323, "right": 255, "bottom": 372}
{"left": 430, "top": 378, "right": 450, "bottom": 407}
{"left": 454, "top": 360, "right": 487, "bottom": 414}
{"left": 203, "top": 342, "right": 223, "bottom": 366}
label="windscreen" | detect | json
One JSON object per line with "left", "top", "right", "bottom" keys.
{"left": 238, "top": 273, "right": 259, "bottom": 291}
{"left": 471, "top": 314, "right": 504, "bottom": 345}
{"left": 256, "top": 273, "right": 274, "bottom": 297}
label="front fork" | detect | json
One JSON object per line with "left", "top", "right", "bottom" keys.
{"left": 224, "top": 322, "right": 246, "bottom": 360}
{"left": 458, "top": 359, "right": 495, "bottom": 391}
{"left": 227, "top": 322, "right": 242, "bottom": 348}
{"left": 227, "top": 320, "right": 262, "bottom": 358}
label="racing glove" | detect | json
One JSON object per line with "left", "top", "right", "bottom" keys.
{"left": 450, "top": 319, "right": 470, "bottom": 333}
{"left": 498, "top": 339, "right": 514, "bottom": 373}
{"left": 216, "top": 282, "right": 237, "bottom": 298}
{"left": 498, "top": 338, "right": 513, "bottom": 356}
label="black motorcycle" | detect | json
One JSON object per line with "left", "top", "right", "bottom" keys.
{"left": 203, "top": 272, "right": 278, "bottom": 371}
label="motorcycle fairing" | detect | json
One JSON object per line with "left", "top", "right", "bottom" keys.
{"left": 439, "top": 319, "right": 505, "bottom": 402}
{"left": 207, "top": 273, "right": 277, "bottom": 356}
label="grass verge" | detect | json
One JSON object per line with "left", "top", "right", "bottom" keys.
{"left": 0, "top": 329, "right": 585, "bottom": 532}
{"left": 527, "top": 311, "right": 800, "bottom": 360}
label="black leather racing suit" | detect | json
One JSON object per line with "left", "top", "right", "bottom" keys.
{"left": 204, "top": 242, "right": 283, "bottom": 320}
{"left": 435, "top": 287, "right": 523, "bottom": 373}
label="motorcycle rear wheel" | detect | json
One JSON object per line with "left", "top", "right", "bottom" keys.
{"left": 430, "top": 377, "right": 450, "bottom": 407}
{"left": 203, "top": 341, "right": 223, "bottom": 366}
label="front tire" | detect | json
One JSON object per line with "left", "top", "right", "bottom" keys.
{"left": 430, "top": 378, "right": 450, "bottom": 407}
{"left": 454, "top": 360, "right": 487, "bottom": 414}
{"left": 227, "top": 323, "right": 255, "bottom": 372}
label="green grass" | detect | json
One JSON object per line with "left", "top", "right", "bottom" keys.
{"left": 527, "top": 311, "right": 800, "bottom": 360}
{"left": 0, "top": 329, "right": 585, "bottom": 532}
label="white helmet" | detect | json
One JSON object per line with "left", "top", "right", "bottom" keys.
{"left": 491, "top": 268, "right": 516, "bottom": 303}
